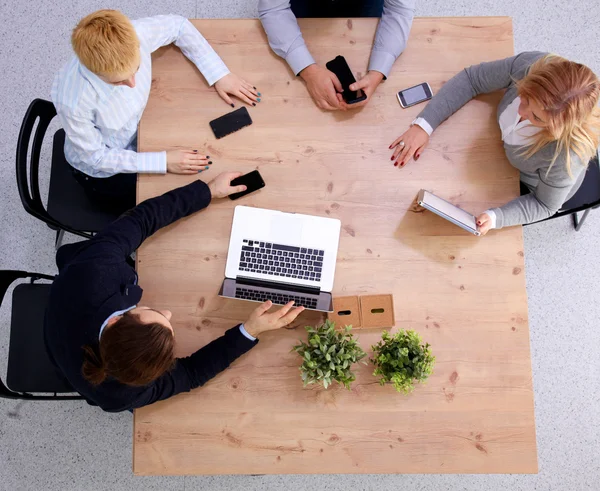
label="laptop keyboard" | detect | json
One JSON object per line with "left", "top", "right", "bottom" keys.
{"left": 239, "top": 239, "right": 324, "bottom": 282}
{"left": 235, "top": 288, "right": 318, "bottom": 309}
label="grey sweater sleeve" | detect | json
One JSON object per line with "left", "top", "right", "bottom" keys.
{"left": 417, "top": 52, "right": 544, "bottom": 131}
{"left": 492, "top": 155, "right": 586, "bottom": 228}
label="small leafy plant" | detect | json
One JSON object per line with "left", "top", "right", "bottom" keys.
{"left": 371, "top": 330, "right": 435, "bottom": 394}
{"left": 292, "top": 320, "right": 367, "bottom": 389}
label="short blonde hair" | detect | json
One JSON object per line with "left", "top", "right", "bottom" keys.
{"left": 72, "top": 10, "right": 139, "bottom": 76}
{"left": 517, "top": 55, "right": 600, "bottom": 177}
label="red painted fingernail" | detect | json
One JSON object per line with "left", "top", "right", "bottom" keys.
{"left": 394, "top": 162, "right": 398, "bottom": 167}
{"left": 389, "top": 145, "right": 393, "bottom": 149}
{"left": 390, "top": 156, "right": 395, "bottom": 161}
{"left": 400, "top": 162, "right": 405, "bottom": 167}
{"left": 477, "top": 221, "right": 481, "bottom": 225}
{"left": 415, "top": 155, "right": 420, "bottom": 161}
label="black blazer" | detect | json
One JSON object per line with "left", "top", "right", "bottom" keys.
{"left": 44, "top": 180, "right": 257, "bottom": 412}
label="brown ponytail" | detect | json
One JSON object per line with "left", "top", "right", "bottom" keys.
{"left": 82, "top": 312, "right": 175, "bottom": 387}
{"left": 82, "top": 344, "right": 107, "bottom": 385}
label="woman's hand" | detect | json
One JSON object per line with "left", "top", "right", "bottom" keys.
{"left": 214, "top": 73, "right": 261, "bottom": 107}
{"left": 166, "top": 150, "right": 211, "bottom": 174}
{"left": 389, "top": 125, "right": 430, "bottom": 168}
{"left": 244, "top": 301, "right": 305, "bottom": 338}
{"left": 476, "top": 213, "right": 493, "bottom": 235}
{"left": 207, "top": 171, "right": 247, "bottom": 199}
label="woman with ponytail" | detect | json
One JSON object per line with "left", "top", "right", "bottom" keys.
{"left": 44, "top": 172, "right": 304, "bottom": 412}
{"left": 389, "top": 52, "right": 600, "bottom": 234}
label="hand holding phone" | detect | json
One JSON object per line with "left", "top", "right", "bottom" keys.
{"left": 228, "top": 170, "right": 265, "bottom": 200}
{"left": 207, "top": 172, "right": 249, "bottom": 199}
{"left": 325, "top": 55, "right": 367, "bottom": 104}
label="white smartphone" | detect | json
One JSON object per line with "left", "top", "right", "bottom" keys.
{"left": 416, "top": 189, "right": 481, "bottom": 236}
{"left": 397, "top": 82, "right": 433, "bottom": 108}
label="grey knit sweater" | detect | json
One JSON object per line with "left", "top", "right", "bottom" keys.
{"left": 417, "top": 51, "right": 587, "bottom": 228}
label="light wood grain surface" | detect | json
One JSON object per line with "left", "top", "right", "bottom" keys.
{"left": 134, "top": 17, "right": 537, "bottom": 475}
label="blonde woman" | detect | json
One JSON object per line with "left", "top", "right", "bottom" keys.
{"left": 389, "top": 52, "right": 600, "bottom": 234}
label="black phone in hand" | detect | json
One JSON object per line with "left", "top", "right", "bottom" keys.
{"left": 229, "top": 170, "right": 265, "bottom": 200}
{"left": 325, "top": 55, "right": 367, "bottom": 104}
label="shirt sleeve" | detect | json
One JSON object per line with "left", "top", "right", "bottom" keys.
{"left": 54, "top": 107, "right": 166, "bottom": 177}
{"left": 133, "top": 15, "right": 229, "bottom": 86}
{"left": 258, "top": 0, "right": 315, "bottom": 75}
{"left": 416, "top": 53, "right": 535, "bottom": 134}
{"left": 77, "top": 180, "right": 212, "bottom": 263}
{"left": 368, "top": 0, "right": 416, "bottom": 78}
{"left": 129, "top": 326, "right": 258, "bottom": 409}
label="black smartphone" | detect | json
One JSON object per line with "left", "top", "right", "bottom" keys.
{"left": 397, "top": 83, "right": 433, "bottom": 108}
{"left": 209, "top": 107, "right": 253, "bottom": 139}
{"left": 325, "top": 55, "right": 367, "bottom": 104}
{"left": 228, "top": 170, "right": 265, "bottom": 200}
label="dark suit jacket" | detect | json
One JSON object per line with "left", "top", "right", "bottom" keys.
{"left": 44, "top": 180, "right": 257, "bottom": 412}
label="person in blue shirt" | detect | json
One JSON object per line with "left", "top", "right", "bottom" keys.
{"left": 52, "top": 10, "right": 261, "bottom": 210}
{"left": 259, "top": 0, "right": 416, "bottom": 111}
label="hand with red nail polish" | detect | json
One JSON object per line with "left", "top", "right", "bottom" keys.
{"left": 475, "top": 212, "right": 492, "bottom": 236}
{"left": 389, "top": 125, "right": 430, "bottom": 169}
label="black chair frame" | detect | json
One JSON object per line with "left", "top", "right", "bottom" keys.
{"left": 16, "top": 99, "right": 93, "bottom": 242}
{"left": 0, "top": 270, "right": 82, "bottom": 400}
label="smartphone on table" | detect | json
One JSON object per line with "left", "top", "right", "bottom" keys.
{"left": 397, "top": 83, "right": 433, "bottom": 108}
{"left": 325, "top": 55, "right": 367, "bottom": 104}
{"left": 229, "top": 170, "right": 265, "bottom": 200}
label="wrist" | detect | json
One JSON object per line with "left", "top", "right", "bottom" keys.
{"left": 299, "top": 63, "right": 318, "bottom": 81}
{"left": 368, "top": 70, "right": 385, "bottom": 83}
{"left": 243, "top": 321, "right": 261, "bottom": 338}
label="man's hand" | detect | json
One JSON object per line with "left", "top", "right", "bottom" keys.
{"left": 214, "top": 73, "right": 261, "bottom": 107}
{"left": 207, "top": 171, "right": 247, "bottom": 199}
{"left": 300, "top": 64, "right": 345, "bottom": 111}
{"left": 166, "top": 150, "right": 211, "bottom": 174}
{"left": 244, "top": 300, "right": 305, "bottom": 338}
{"left": 476, "top": 213, "right": 492, "bottom": 235}
{"left": 346, "top": 70, "right": 384, "bottom": 108}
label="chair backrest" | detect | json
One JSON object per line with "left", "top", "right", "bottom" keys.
{"left": 0, "top": 270, "right": 81, "bottom": 400}
{"left": 15, "top": 99, "right": 64, "bottom": 229}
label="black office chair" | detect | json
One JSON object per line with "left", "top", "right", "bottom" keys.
{"left": 0, "top": 270, "right": 82, "bottom": 400}
{"left": 525, "top": 151, "right": 600, "bottom": 231}
{"left": 16, "top": 99, "right": 120, "bottom": 247}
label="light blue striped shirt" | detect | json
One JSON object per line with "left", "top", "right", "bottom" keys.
{"left": 51, "top": 15, "right": 230, "bottom": 178}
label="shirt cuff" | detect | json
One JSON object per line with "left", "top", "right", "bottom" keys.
{"left": 287, "top": 46, "right": 316, "bottom": 76}
{"left": 204, "top": 66, "right": 230, "bottom": 87}
{"left": 136, "top": 151, "right": 167, "bottom": 174}
{"left": 412, "top": 118, "right": 434, "bottom": 136}
{"left": 239, "top": 324, "right": 256, "bottom": 341}
{"left": 484, "top": 209, "right": 497, "bottom": 229}
{"left": 368, "top": 50, "right": 395, "bottom": 79}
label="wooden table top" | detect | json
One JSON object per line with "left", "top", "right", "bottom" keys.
{"left": 134, "top": 17, "right": 537, "bottom": 475}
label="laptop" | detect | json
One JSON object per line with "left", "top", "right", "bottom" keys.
{"left": 416, "top": 189, "right": 481, "bottom": 236}
{"left": 219, "top": 206, "right": 342, "bottom": 312}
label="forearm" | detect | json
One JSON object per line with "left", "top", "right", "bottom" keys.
{"left": 417, "top": 55, "right": 521, "bottom": 132}
{"left": 175, "top": 18, "right": 230, "bottom": 86}
{"left": 492, "top": 193, "right": 557, "bottom": 228}
{"left": 368, "top": 0, "right": 416, "bottom": 78}
{"left": 91, "top": 180, "right": 212, "bottom": 257}
{"left": 173, "top": 326, "right": 258, "bottom": 391}
{"left": 258, "top": 0, "right": 315, "bottom": 75}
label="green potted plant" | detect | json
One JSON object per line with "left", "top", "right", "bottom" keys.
{"left": 292, "top": 319, "right": 367, "bottom": 389}
{"left": 371, "top": 330, "right": 435, "bottom": 394}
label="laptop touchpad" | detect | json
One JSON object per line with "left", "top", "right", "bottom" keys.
{"left": 270, "top": 214, "right": 303, "bottom": 244}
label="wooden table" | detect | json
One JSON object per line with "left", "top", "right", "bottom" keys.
{"left": 134, "top": 17, "right": 537, "bottom": 475}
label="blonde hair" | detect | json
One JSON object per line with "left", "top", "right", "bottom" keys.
{"left": 517, "top": 55, "right": 600, "bottom": 178}
{"left": 72, "top": 10, "right": 139, "bottom": 76}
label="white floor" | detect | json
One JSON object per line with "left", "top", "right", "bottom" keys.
{"left": 1, "top": 1, "right": 599, "bottom": 490}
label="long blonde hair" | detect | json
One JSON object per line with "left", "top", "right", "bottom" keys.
{"left": 517, "top": 54, "right": 600, "bottom": 177}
